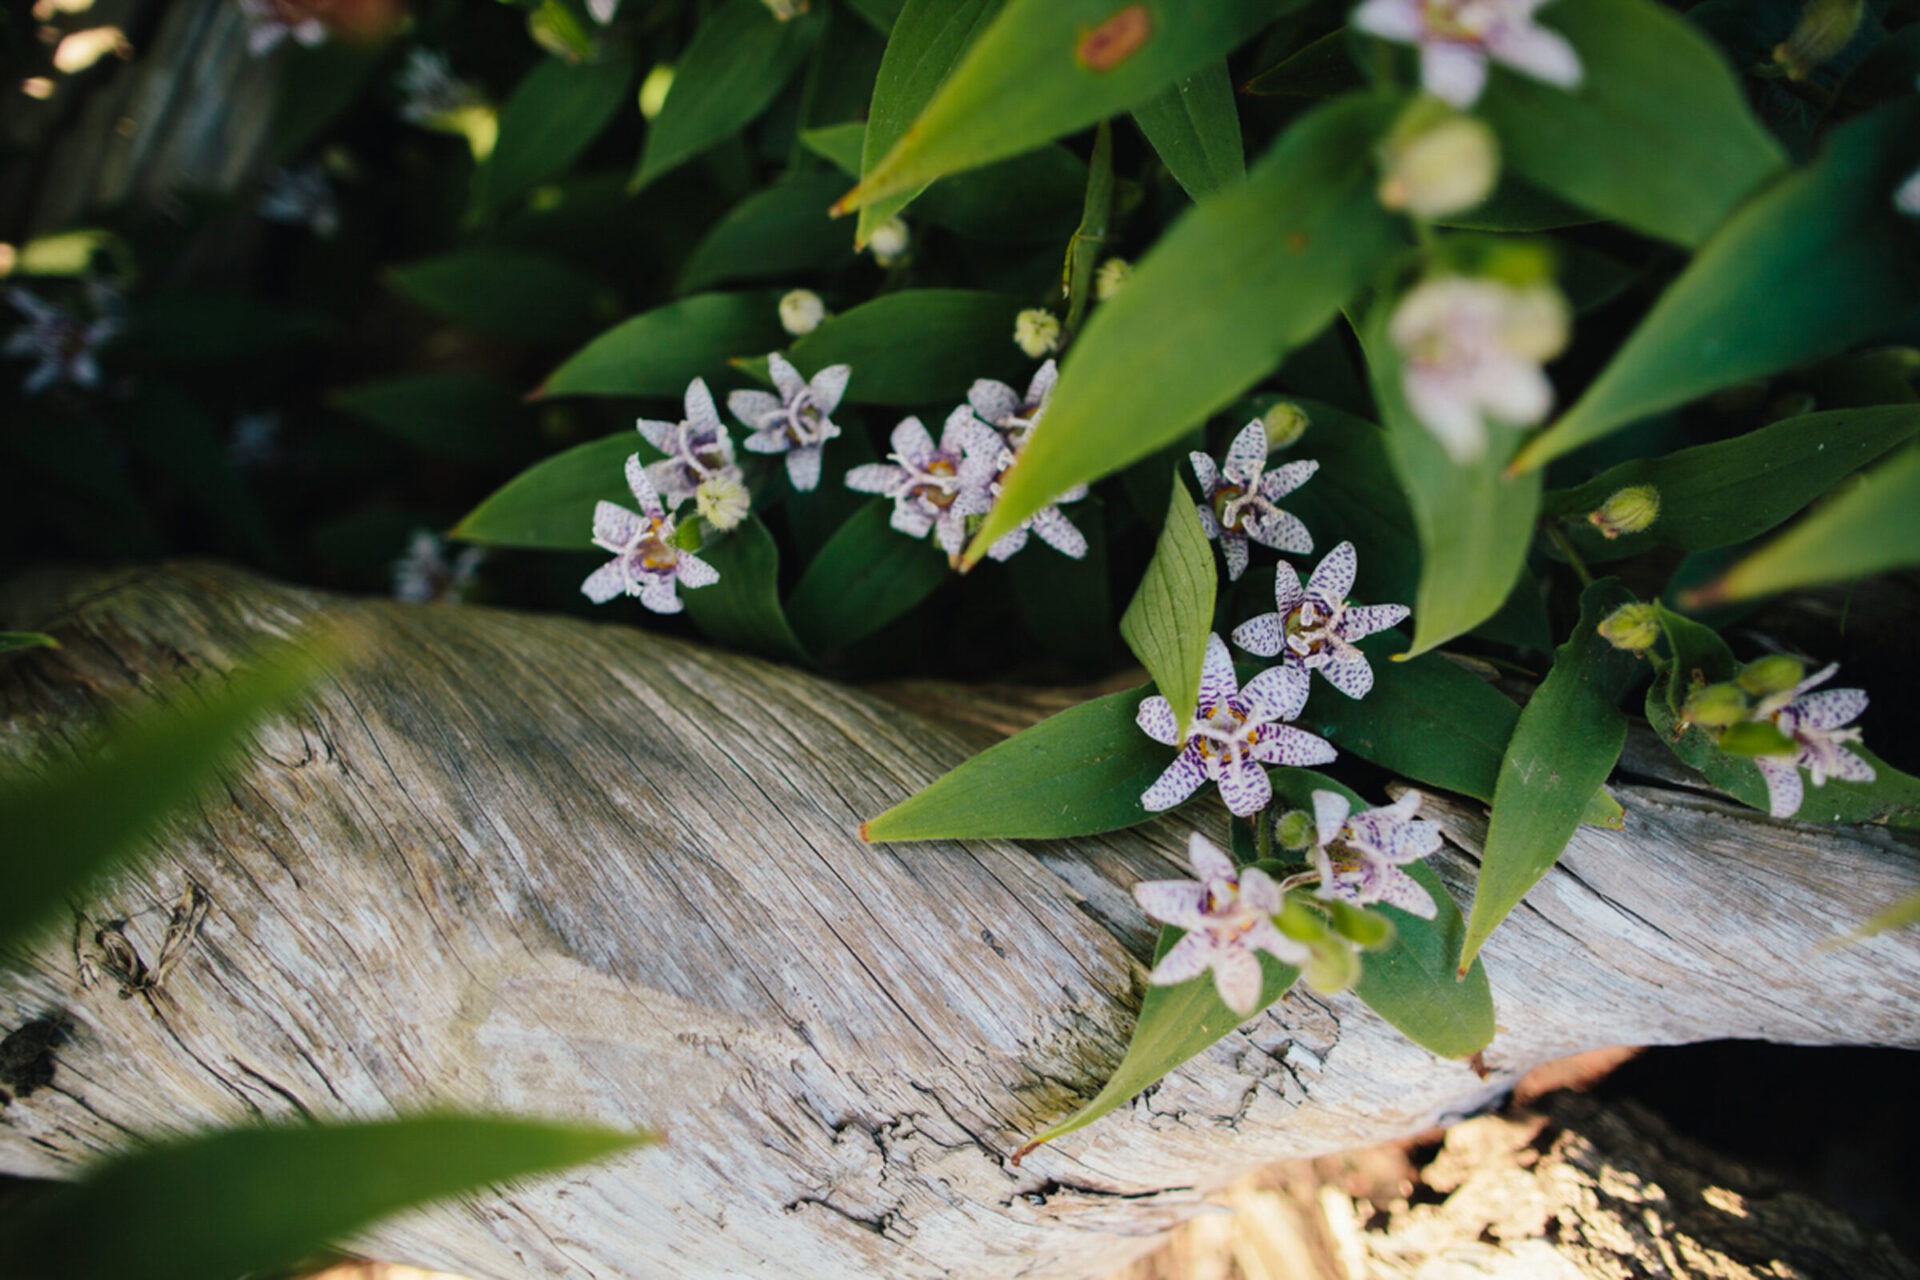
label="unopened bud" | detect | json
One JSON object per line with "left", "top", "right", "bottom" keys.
{"left": 867, "top": 216, "right": 910, "bottom": 267}
{"left": 1327, "top": 899, "right": 1395, "bottom": 950}
{"left": 1377, "top": 112, "right": 1500, "bottom": 220}
{"left": 1598, "top": 602, "right": 1660, "bottom": 654}
{"left": 1274, "top": 808, "right": 1315, "bottom": 851}
{"left": 695, "top": 473, "right": 750, "bottom": 531}
{"left": 1013, "top": 308, "right": 1061, "bottom": 359}
{"left": 1683, "top": 682, "right": 1749, "bottom": 729}
{"left": 1301, "top": 936, "right": 1363, "bottom": 994}
{"left": 1773, "top": 0, "right": 1862, "bottom": 79}
{"left": 1737, "top": 654, "right": 1806, "bottom": 696}
{"left": 1261, "top": 401, "right": 1310, "bottom": 451}
{"left": 1718, "top": 720, "right": 1799, "bottom": 757}
{"left": 778, "top": 288, "right": 826, "bottom": 336}
{"left": 638, "top": 64, "right": 674, "bottom": 120}
{"left": 1095, "top": 257, "right": 1131, "bottom": 301}
{"left": 1587, "top": 485, "right": 1660, "bottom": 539}
{"left": 1275, "top": 892, "right": 1329, "bottom": 943}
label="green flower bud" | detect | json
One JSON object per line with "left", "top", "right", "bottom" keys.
{"left": 1275, "top": 892, "right": 1329, "bottom": 943}
{"left": 1274, "top": 808, "right": 1316, "bottom": 851}
{"left": 1683, "top": 682, "right": 1749, "bottom": 729}
{"left": 1717, "top": 720, "right": 1799, "bottom": 757}
{"left": 1773, "top": 0, "right": 1862, "bottom": 80}
{"left": 1597, "top": 602, "right": 1661, "bottom": 654}
{"left": 1301, "top": 937, "right": 1363, "bottom": 994}
{"left": 1327, "top": 899, "right": 1396, "bottom": 950}
{"left": 1377, "top": 111, "right": 1501, "bottom": 220}
{"left": 1586, "top": 485, "right": 1660, "bottom": 540}
{"left": 1260, "top": 401, "right": 1311, "bottom": 451}
{"left": 1095, "top": 257, "right": 1131, "bottom": 301}
{"left": 638, "top": 64, "right": 675, "bottom": 120}
{"left": 761, "top": 0, "right": 809, "bottom": 18}
{"left": 1737, "top": 654, "right": 1806, "bottom": 696}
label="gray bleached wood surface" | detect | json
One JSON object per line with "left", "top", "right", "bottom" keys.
{"left": 1, "top": 564, "right": 1916, "bottom": 1279}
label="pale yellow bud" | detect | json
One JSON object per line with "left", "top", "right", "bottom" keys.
{"left": 1377, "top": 115, "right": 1500, "bottom": 219}
{"left": 696, "top": 474, "right": 750, "bottom": 531}
{"left": 1497, "top": 284, "right": 1572, "bottom": 363}
{"left": 1683, "top": 682, "right": 1749, "bottom": 729}
{"left": 1095, "top": 257, "right": 1131, "bottom": 301}
{"left": 778, "top": 289, "right": 826, "bottom": 337}
{"left": 638, "top": 64, "right": 674, "bottom": 120}
{"left": 1586, "top": 485, "right": 1660, "bottom": 539}
{"left": 1597, "top": 603, "right": 1660, "bottom": 654}
{"left": 1773, "top": 0, "right": 1862, "bottom": 79}
{"left": 1013, "top": 308, "right": 1061, "bottom": 359}
{"left": 867, "top": 216, "right": 910, "bottom": 267}
{"left": 1261, "top": 401, "right": 1310, "bottom": 450}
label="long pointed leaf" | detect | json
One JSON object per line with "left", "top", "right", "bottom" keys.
{"left": 1119, "top": 473, "right": 1216, "bottom": 725}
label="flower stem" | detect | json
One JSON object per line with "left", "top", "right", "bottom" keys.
{"left": 1546, "top": 523, "right": 1595, "bottom": 588}
{"left": 1279, "top": 870, "right": 1320, "bottom": 894}
{"left": 1254, "top": 811, "right": 1273, "bottom": 862}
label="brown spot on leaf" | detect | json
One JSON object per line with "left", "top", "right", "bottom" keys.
{"left": 1076, "top": 4, "right": 1152, "bottom": 72}
{"left": 1286, "top": 232, "right": 1309, "bottom": 253}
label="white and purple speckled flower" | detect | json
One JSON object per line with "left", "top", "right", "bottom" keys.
{"left": 581, "top": 455, "right": 720, "bottom": 614}
{"left": 1137, "top": 634, "right": 1337, "bottom": 818}
{"left": 636, "top": 378, "right": 741, "bottom": 508}
{"left": 967, "top": 361, "right": 1088, "bottom": 562}
{"left": 5, "top": 284, "right": 120, "bottom": 395}
{"left": 239, "top": 0, "right": 331, "bottom": 56}
{"left": 1231, "top": 541, "right": 1410, "bottom": 700}
{"left": 259, "top": 163, "right": 340, "bottom": 238}
{"left": 1309, "top": 789, "right": 1442, "bottom": 919}
{"left": 1747, "top": 664, "right": 1876, "bottom": 819}
{"left": 1133, "top": 832, "right": 1311, "bottom": 1016}
{"left": 393, "top": 530, "right": 484, "bottom": 605}
{"left": 728, "top": 353, "right": 849, "bottom": 493}
{"left": 1191, "top": 421, "right": 1318, "bottom": 582}
{"left": 1351, "top": 0, "right": 1582, "bottom": 109}
{"left": 845, "top": 410, "right": 1001, "bottom": 558}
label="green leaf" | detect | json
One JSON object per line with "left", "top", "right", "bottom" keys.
{"left": 451, "top": 432, "right": 643, "bottom": 549}
{"left": 1691, "top": 445, "right": 1920, "bottom": 606}
{"left": 804, "top": 124, "right": 1088, "bottom": 243}
{"left": 1460, "top": 580, "right": 1641, "bottom": 972}
{"left": 854, "top": 0, "right": 1005, "bottom": 245}
{"left": 330, "top": 372, "right": 516, "bottom": 464}
{"left": 1545, "top": 406, "right": 1920, "bottom": 565}
{"left": 1119, "top": 473, "right": 1216, "bottom": 724}
{"left": 386, "top": 249, "right": 608, "bottom": 343}
{"left": 478, "top": 52, "right": 635, "bottom": 213}
{"left": 681, "top": 517, "right": 810, "bottom": 664}
{"left": 0, "top": 635, "right": 331, "bottom": 949}
{"left": 1241, "top": 28, "right": 1363, "bottom": 98}
{"left": 678, "top": 173, "right": 860, "bottom": 294}
{"left": 634, "top": 1, "right": 823, "bottom": 190}
{"left": 1008, "top": 502, "right": 1112, "bottom": 666}
{"left": 1293, "top": 635, "right": 1517, "bottom": 804}
{"left": 1264, "top": 398, "right": 1420, "bottom": 606}
{"left": 1478, "top": 0, "right": 1785, "bottom": 247}
{"left": 127, "top": 291, "right": 327, "bottom": 364}
{"left": 784, "top": 290, "right": 1027, "bottom": 404}
{"left": 1131, "top": 60, "right": 1245, "bottom": 200}
{"left": 1270, "top": 771, "right": 1494, "bottom": 1056}
{"left": 0, "top": 632, "right": 58, "bottom": 655}
{"left": 1360, "top": 297, "right": 1542, "bottom": 658}
{"left": 842, "top": 0, "right": 1281, "bottom": 212}
{"left": 1062, "top": 122, "right": 1115, "bottom": 337}
{"left": 1513, "top": 99, "right": 1920, "bottom": 473}
{"left": 537, "top": 292, "right": 788, "bottom": 399}
{"left": 786, "top": 500, "right": 949, "bottom": 654}
{"left": 861, "top": 682, "right": 1165, "bottom": 841}
{"left": 1012, "top": 921, "right": 1299, "bottom": 1162}
{"left": 965, "top": 94, "right": 1404, "bottom": 561}
{"left": 0, "top": 1116, "right": 650, "bottom": 1280}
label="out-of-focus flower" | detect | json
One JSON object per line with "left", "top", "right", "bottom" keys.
{"left": 1095, "top": 258, "right": 1131, "bottom": 301}
{"left": 1351, "top": 0, "right": 1581, "bottom": 108}
{"left": 1388, "top": 275, "right": 1569, "bottom": 463}
{"left": 1013, "top": 308, "right": 1061, "bottom": 359}
{"left": 1896, "top": 167, "right": 1920, "bottom": 217}
{"left": 1231, "top": 541, "right": 1410, "bottom": 699}
{"left": 779, "top": 289, "right": 827, "bottom": 337}
{"left": 395, "top": 48, "right": 485, "bottom": 125}
{"left": 636, "top": 378, "right": 741, "bottom": 508}
{"left": 1309, "top": 789, "right": 1442, "bottom": 918}
{"left": 845, "top": 410, "right": 1000, "bottom": 558}
{"left": 695, "top": 472, "right": 751, "bottom": 531}
{"left": 581, "top": 456, "right": 720, "bottom": 613}
{"left": 1772, "top": 0, "right": 1863, "bottom": 80}
{"left": 728, "top": 353, "right": 849, "bottom": 492}
{"left": 393, "top": 530, "right": 483, "bottom": 604}
{"left": 238, "top": 0, "right": 331, "bottom": 55}
{"left": 229, "top": 409, "right": 283, "bottom": 468}
{"left": 1746, "top": 664, "right": 1875, "bottom": 819}
{"left": 4, "top": 282, "right": 121, "bottom": 395}
{"left": 258, "top": 163, "right": 340, "bottom": 238}
{"left": 1377, "top": 112, "right": 1500, "bottom": 219}
{"left": 868, "top": 216, "right": 911, "bottom": 267}
{"left": 966, "top": 361, "right": 1089, "bottom": 561}
{"left": 1137, "top": 634, "right": 1337, "bottom": 817}
{"left": 1133, "top": 832, "right": 1310, "bottom": 1016}
{"left": 1191, "top": 420, "right": 1318, "bottom": 581}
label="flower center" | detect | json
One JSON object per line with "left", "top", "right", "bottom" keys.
{"left": 629, "top": 516, "right": 679, "bottom": 572}
{"left": 1190, "top": 702, "right": 1251, "bottom": 758}
{"left": 1421, "top": 0, "right": 1491, "bottom": 42}
{"left": 784, "top": 395, "right": 828, "bottom": 446}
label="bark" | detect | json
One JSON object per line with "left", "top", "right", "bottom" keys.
{"left": 0, "top": 564, "right": 1916, "bottom": 1280}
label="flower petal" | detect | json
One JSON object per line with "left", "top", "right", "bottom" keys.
{"left": 1238, "top": 866, "right": 1283, "bottom": 914}
{"left": 809, "top": 363, "right": 852, "bottom": 415}
{"left": 625, "top": 453, "right": 664, "bottom": 515}
{"left": 1210, "top": 945, "right": 1264, "bottom": 1016}
{"left": 1189, "top": 451, "right": 1219, "bottom": 494}
{"left": 638, "top": 573, "right": 684, "bottom": 615}
{"left": 767, "top": 351, "right": 806, "bottom": 402}
{"left": 1375, "top": 866, "right": 1439, "bottom": 919}
{"left": 1339, "top": 603, "right": 1411, "bottom": 641}
{"left": 1026, "top": 360, "right": 1059, "bottom": 412}
{"left": 1351, "top": 0, "right": 1423, "bottom": 40}
{"left": 1754, "top": 755, "right": 1803, "bottom": 820}
{"left": 1222, "top": 532, "right": 1250, "bottom": 581}
{"left": 1260, "top": 458, "right": 1319, "bottom": 503}
{"left": 685, "top": 377, "right": 724, "bottom": 435}
{"left": 1136, "top": 695, "right": 1182, "bottom": 745}
{"left": 592, "top": 500, "right": 640, "bottom": 549}
{"left": 1187, "top": 832, "right": 1236, "bottom": 883}
{"left": 1245, "top": 508, "right": 1313, "bottom": 556}
{"left": 1268, "top": 726, "right": 1337, "bottom": 768}
{"left": 845, "top": 462, "right": 904, "bottom": 495}
{"left": 1245, "top": 917, "right": 1310, "bottom": 967}
{"left": 1030, "top": 507, "right": 1087, "bottom": 558}
{"left": 785, "top": 444, "right": 824, "bottom": 492}
{"left": 1222, "top": 421, "right": 1268, "bottom": 487}
{"left": 1147, "top": 931, "right": 1218, "bottom": 987}
{"left": 1242, "top": 665, "right": 1310, "bottom": 722}
{"left": 1232, "top": 612, "right": 1285, "bottom": 659}
{"left": 634, "top": 416, "right": 676, "bottom": 451}
{"left": 1317, "top": 656, "right": 1375, "bottom": 700}
{"left": 1487, "top": 22, "right": 1583, "bottom": 89}
{"left": 1793, "top": 688, "right": 1868, "bottom": 732}
{"left": 729, "top": 389, "right": 784, "bottom": 429}
{"left": 1421, "top": 40, "right": 1491, "bottom": 108}
{"left": 675, "top": 551, "right": 719, "bottom": 590}
{"left": 1133, "top": 880, "right": 1208, "bottom": 930}
{"left": 1195, "top": 502, "right": 1222, "bottom": 539}
{"left": 1142, "top": 749, "right": 1207, "bottom": 811}
{"left": 967, "top": 377, "right": 1018, "bottom": 427}
{"left": 986, "top": 526, "right": 1030, "bottom": 561}
{"left": 580, "top": 559, "right": 628, "bottom": 604}
{"left": 1307, "top": 541, "right": 1358, "bottom": 606}
{"left": 1198, "top": 633, "right": 1239, "bottom": 706}
{"left": 1311, "top": 790, "right": 1351, "bottom": 847}
{"left": 1215, "top": 759, "right": 1273, "bottom": 817}
{"left": 889, "top": 501, "right": 935, "bottom": 540}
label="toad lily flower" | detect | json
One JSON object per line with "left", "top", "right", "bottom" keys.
{"left": 846, "top": 410, "right": 1000, "bottom": 558}
{"left": 1133, "top": 832, "right": 1312, "bottom": 1016}
{"left": 967, "top": 361, "right": 1089, "bottom": 561}
{"left": 728, "top": 353, "right": 849, "bottom": 493}
{"left": 1138, "top": 634, "right": 1337, "bottom": 817}
{"left": 1389, "top": 275, "right": 1570, "bottom": 464}
{"left": 637, "top": 378, "right": 742, "bottom": 508}
{"left": 1309, "top": 790, "right": 1442, "bottom": 919}
{"left": 1191, "top": 421, "right": 1319, "bottom": 581}
{"left": 259, "top": 163, "right": 340, "bottom": 238}
{"left": 1746, "top": 664, "right": 1875, "bottom": 819}
{"left": 238, "top": 0, "right": 331, "bottom": 54}
{"left": 581, "top": 456, "right": 720, "bottom": 613}
{"left": 1351, "top": 0, "right": 1582, "bottom": 109}
{"left": 1231, "top": 542, "right": 1410, "bottom": 699}
{"left": 5, "top": 284, "right": 120, "bottom": 395}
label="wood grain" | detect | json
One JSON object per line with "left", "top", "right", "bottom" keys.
{"left": 1, "top": 564, "right": 1915, "bottom": 1280}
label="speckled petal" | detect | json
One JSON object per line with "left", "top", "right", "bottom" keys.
{"left": 1136, "top": 695, "right": 1182, "bottom": 745}
{"left": 1794, "top": 688, "right": 1869, "bottom": 732}
{"left": 1215, "top": 759, "right": 1273, "bottom": 817}
{"left": 889, "top": 501, "right": 935, "bottom": 540}
{"left": 1754, "top": 755, "right": 1803, "bottom": 820}
{"left": 637, "top": 573, "right": 683, "bottom": 615}
{"left": 845, "top": 462, "right": 904, "bottom": 495}
{"left": 809, "top": 363, "right": 852, "bottom": 415}
{"left": 1186, "top": 832, "right": 1236, "bottom": 883}
{"left": 1307, "top": 541, "right": 1357, "bottom": 606}
{"left": 968, "top": 377, "right": 1019, "bottom": 427}
{"left": 580, "top": 559, "right": 628, "bottom": 604}
{"left": 766, "top": 352, "right": 807, "bottom": 402}
{"left": 1190, "top": 451, "right": 1219, "bottom": 494}
{"left": 1209, "top": 945, "right": 1264, "bottom": 1016}
{"left": 675, "top": 551, "right": 719, "bottom": 590}
{"left": 625, "top": 453, "right": 665, "bottom": 516}
{"left": 1270, "top": 725, "right": 1337, "bottom": 767}
{"left": 1311, "top": 790, "right": 1351, "bottom": 847}
{"left": 1245, "top": 508, "right": 1312, "bottom": 556}
{"left": 1260, "top": 458, "right": 1319, "bottom": 503}
{"left": 1245, "top": 917, "right": 1310, "bottom": 967}
{"left": 1825, "top": 747, "right": 1877, "bottom": 784}
{"left": 1318, "top": 656, "right": 1375, "bottom": 699}
{"left": 634, "top": 416, "right": 677, "bottom": 452}
{"left": 1242, "top": 665, "right": 1310, "bottom": 722}
{"left": 1222, "top": 532, "right": 1250, "bottom": 581}
{"left": 1238, "top": 866, "right": 1283, "bottom": 914}
{"left": 1222, "top": 422, "right": 1268, "bottom": 487}
{"left": 1198, "top": 633, "right": 1240, "bottom": 706}
{"left": 592, "top": 500, "right": 640, "bottom": 549}
{"left": 1147, "top": 931, "right": 1219, "bottom": 988}
{"left": 1030, "top": 507, "right": 1088, "bottom": 558}
{"left": 1133, "top": 880, "right": 1209, "bottom": 930}
{"left": 1232, "top": 612, "right": 1285, "bottom": 658}
{"left": 785, "top": 444, "right": 824, "bottom": 492}
{"left": 685, "top": 378, "right": 724, "bottom": 435}
{"left": 1339, "top": 603, "right": 1411, "bottom": 641}
{"left": 1142, "top": 749, "right": 1207, "bottom": 811}
{"left": 986, "top": 526, "right": 1030, "bottom": 561}
{"left": 728, "top": 389, "right": 784, "bottom": 430}
{"left": 1196, "top": 503, "right": 1222, "bottom": 540}
{"left": 1376, "top": 866, "right": 1438, "bottom": 919}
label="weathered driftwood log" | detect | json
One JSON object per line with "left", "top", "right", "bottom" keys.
{"left": 1, "top": 564, "right": 1916, "bottom": 1280}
